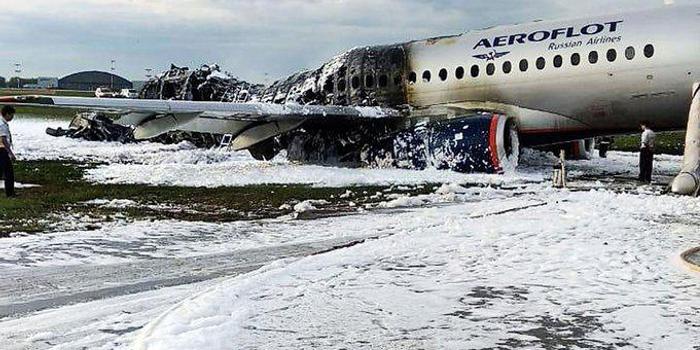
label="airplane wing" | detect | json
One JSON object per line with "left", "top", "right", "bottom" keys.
{"left": 0, "top": 95, "right": 404, "bottom": 150}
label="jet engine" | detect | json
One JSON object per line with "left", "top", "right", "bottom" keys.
{"left": 365, "top": 113, "right": 520, "bottom": 173}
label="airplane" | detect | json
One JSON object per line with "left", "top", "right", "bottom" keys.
{"left": 1, "top": 4, "right": 699, "bottom": 180}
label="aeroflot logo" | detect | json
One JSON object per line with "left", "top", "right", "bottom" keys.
{"left": 473, "top": 20, "right": 624, "bottom": 49}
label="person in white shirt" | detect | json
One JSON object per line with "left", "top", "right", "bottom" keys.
{"left": 639, "top": 121, "right": 656, "bottom": 183}
{"left": 0, "top": 105, "right": 16, "bottom": 197}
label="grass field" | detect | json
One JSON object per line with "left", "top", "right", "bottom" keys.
{"left": 0, "top": 88, "right": 94, "bottom": 98}
{"left": 1, "top": 88, "right": 90, "bottom": 118}
{"left": 609, "top": 131, "right": 686, "bottom": 155}
{"left": 0, "top": 160, "right": 431, "bottom": 235}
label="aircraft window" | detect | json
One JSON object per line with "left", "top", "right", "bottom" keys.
{"left": 625, "top": 46, "right": 636, "bottom": 60}
{"left": 456, "top": 66, "right": 465, "bottom": 79}
{"left": 588, "top": 51, "right": 599, "bottom": 64}
{"left": 553, "top": 55, "right": 563, "bottom": 68}
{"left": 323, "top": 78, "right": 334, "bottom": 93}
{"left": 571, "top": 53, "right": 581, "bottom": 66}
{"left": 394, "top": 75, "right": 402, "bottom": 86}
{"left": 365, "top": 75, "right": 375, "bottom": 88}
{"left": 352, "top": 76, "right": 361, "bottom": 89}
{"left": 378, "top": 74, "right": 388, "bottom": 88}
{"left": 519, "top": 59, "right": 529, "bottom": 72}
{"left": 439, "top": 68, "right": 448, "bottom": 81}
{"left": 422, "top": 70, "right": 431, "bottom": 83}
{"left": 408, "top": 72, "right": 417, "bottom": 84}
{"left": 471, "top": 65, "right": 480, "bottom": 78}
{"left": 644, "top": 44, "right": 655, "bottom": 58}
{"left": 486, "top": 63, "right": 495, "bottom": 76}
{"left": 607, "top": 49, "right": 617, "bottom": 62}
{"left": 536, "top": 57, "right": 545, "bottom": 70}
{"left": 337, "top": 79, "right": 346, "bottom": 91}
{"left": 502, "top": 61, "right": 512, "bottom": 74}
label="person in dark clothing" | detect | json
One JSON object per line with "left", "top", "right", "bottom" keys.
{"left": 0, "top": 105, "right": 16, "bottom": 197}
{"left": 598, "top": 137, "right": 613, "bottom": 158}
{"left": 639, "top": 121, "right": 656, "bottom": 183}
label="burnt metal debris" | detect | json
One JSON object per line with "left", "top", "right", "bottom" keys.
{"left": 46, "top": 44, "right": 415, "bottom": 166}
{"left": 46, "top": 112, "right": 134, "bottom": 143}
{"left": 140, "top": 64, "right": 265, "bottom": 102}
{"left": 46, "top": 111, "right": 220, "bottom": 148}
{"left": 46, "top": 64, "right": 265, "bottom": 148}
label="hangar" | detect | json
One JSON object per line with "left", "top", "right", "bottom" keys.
{"left": 58, "top": 71, "right": 132, "bottom": 91}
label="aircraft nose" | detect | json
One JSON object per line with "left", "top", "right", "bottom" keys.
{"left": 671, "top": 172, "right": 699, "bottom": 196}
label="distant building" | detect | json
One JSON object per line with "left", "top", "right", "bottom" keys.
{"left": 131, "top": 80, "right": 147, "bottom": 93}
{"left": 58, "top": 71, "right": 132, "bottom": 91}
{"left": 37, "top": 77, "right": 59, "bottom": 89}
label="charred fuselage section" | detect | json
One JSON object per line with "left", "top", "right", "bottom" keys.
{"left": 255, "top": 44, "right": 415, "bottom": 165}
{"left": 140, "top": 64, "right": 265, "bottom": 103}
{"left": 259, "top": 44, "right": 409, "bottom": 107}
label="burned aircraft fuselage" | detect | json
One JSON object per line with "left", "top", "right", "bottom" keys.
{"left": 259, "top": 44, "right": 409, "bottom": 108}
{"left": 34, "top": 5, "right": 700, "bottom": 174}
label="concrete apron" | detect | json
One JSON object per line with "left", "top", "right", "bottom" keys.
{"left": 671, "top": 83, "right": 700, "bottom": 196}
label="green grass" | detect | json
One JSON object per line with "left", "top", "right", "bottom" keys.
{"left": 609, "top": 131, "right": 686, "bottom": 155}
{"left": 0, "top": 88, "right": 94, "bottom": 97}
{"left": 1, "top": 88, "right": 91, "bottom": 119}
{"left": 0, "top": 160, "right": 422, "bottom": 235}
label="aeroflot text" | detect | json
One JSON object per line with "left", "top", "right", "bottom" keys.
{"left": 473, "top": 21, "right": 624, "bottom": 49}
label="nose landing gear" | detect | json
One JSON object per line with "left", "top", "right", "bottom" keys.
{"left": 671, "top": 83, "right": 700, "bottom": 196}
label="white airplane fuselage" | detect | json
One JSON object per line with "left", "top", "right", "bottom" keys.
{"left": 2, "top": 5, "right": 699, "bottom": 171}
{"left": 402, "top": 5, "right": 700, "bottom": 145}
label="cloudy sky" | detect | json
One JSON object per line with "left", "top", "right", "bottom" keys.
{"left": 0, "top": 0, "right": 696, "bottom": 83}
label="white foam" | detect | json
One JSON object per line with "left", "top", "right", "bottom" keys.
{"left": 135, "top": 189, "right": 700, "bottom": 349}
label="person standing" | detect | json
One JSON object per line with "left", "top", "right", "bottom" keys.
{"left": 0, "top": 105, "right": 16, "bottom": 197}
{"left": 639, "top": 121, "right": 656, "bottom": 183}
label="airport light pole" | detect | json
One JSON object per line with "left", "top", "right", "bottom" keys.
{"left": 14, "top": 63, "right": 22, "bottom": 89}
{"left": 110, "top": 60, "right": 116, "bottom": 89}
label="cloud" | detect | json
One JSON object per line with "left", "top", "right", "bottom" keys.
{"left": 0, "top": 0, "right": 697, "bottom": 82}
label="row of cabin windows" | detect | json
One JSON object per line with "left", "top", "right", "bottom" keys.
{"left": 406, "top": 44, "right": 655, "bottom": 84}
{"left": 329, "top": 44, "right": 655, "bottom": 92}
{"left": 332, "top": 72, "right": 403, "bottom": 93}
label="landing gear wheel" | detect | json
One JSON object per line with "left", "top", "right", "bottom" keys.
{"left": 248, "top": 139, "right": 281, "bottom": 161}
